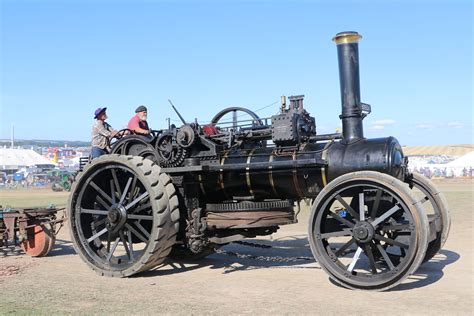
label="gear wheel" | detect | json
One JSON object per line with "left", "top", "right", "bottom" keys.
{"left": 176, "top": 125, "right": 196, "bottom": 148}
{"left": 155, "top": 134, "right": 187, "bottom": 168}
{"left": 206, "top": 200, "right": 293, "bottom": 212}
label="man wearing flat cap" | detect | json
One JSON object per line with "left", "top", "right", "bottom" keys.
{"left": 91, "top": 107, "right": 118, "bottom": 158}
{"left": 128, "top": 105, "right": 150, "bottom": 135}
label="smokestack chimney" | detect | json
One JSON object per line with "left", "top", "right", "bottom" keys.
{"left": 333, "top": 31, "right": 364, "bottom": 142}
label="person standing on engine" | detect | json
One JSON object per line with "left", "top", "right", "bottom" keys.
{"left": 128, "top": 105, "right": 150, "bottom": 135}
{"left": 91, "top": 107, "right": 117, "bottom": 158}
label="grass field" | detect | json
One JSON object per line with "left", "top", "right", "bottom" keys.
{"left": 0, "top": 188, "right": 69, "bottom": 208}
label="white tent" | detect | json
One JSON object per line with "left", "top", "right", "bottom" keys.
{"left": 447, "top": 151, "right": 474, "bottom": 167}
{"left": 446, "top": 151, "right": 474, "bottom": 176}
{"left": 0, "top": 148, "right": 56, "bottom": 170}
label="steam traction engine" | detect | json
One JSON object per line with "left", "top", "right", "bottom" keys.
{"left": 67, "top": 32, "right": 450, "bottom": 291}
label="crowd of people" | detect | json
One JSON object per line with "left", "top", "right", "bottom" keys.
{"left": 91, "top": 105, "right": 150, "bottom": 158}
{"left": 412, "top": 166, "right": 474, "bottom": 179}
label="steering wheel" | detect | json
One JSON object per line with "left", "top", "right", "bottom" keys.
{"left": 109, "top": 128, "right": 133, "bottom": 148}
{"left": 210, "top": 107, "right": 263, "bottom": 129}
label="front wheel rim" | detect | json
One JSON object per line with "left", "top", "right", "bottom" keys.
{"left": 310, "top": 180, "right": 423, "bottom": 290}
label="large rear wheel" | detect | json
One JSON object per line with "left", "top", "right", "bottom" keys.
{"left": 67, "top": 155, "right": 179, "bottom": 277}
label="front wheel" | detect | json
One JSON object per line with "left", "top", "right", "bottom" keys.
{"left": 308, "top": 171, "right": 429, "bottom": 291}
{"left": 408, "top": 173, "right": 451, "bottom": 262}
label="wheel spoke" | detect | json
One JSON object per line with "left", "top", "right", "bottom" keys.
{"left": 125, "top": 192, "right": 150, "bottom": 211}
{"left": 370, "top": 189, "right": 382, "bottom": 219}
{"left": 94, "top": 217, "right": 108, "bottom": 227}
{"left": 335, "top": 195, "right": 359, "bottom": 219}
{"left": 131, "top": 202, "right": 151, "bottom": 214}
{"left": 125, "top": 223, "right": 148, "bottom": 243}
{"left": 374, "top": 234, "right": 409, "bottom": 249}
{"left": 380, "top": 223, "right": 410, "bottom": 232}
{"left": 110, "top": 180, "right": 116, "bottom": 204}
{"left": 321, "top": 229, "right": 352, "bottom": 239}
{"left": 106, "top": 231, "right": 112, "bottom": 252}
{"left": 364, "top": 243, "right": 377, "bottom": 274}
{"left": 119, "top": 177, "right": 133, "bottom": 205}
{"left": 134, "top": 221, "right": 151, "bottom": 238}
{"left": 106, "top": 237, "right": 120, "bottom": 261}
{"left": 111, "top": 169, "right": 122, "bottom": 198}
{"left": 128, "top": 214, "right": 154, "bottom": 221}
{"left": 95, "top": 195, "right": 111, "bottom": 211}
{"left": 119, "top": 230, "right": 131, "bottom": 260}
{"left": 232, "top": 110, "right": 237, "bottom": 130}
{"left": 347, "top": 247, "right": 363, "bottom": 272}
{"left": 86, "top": 227, "right": 108, "bottom": 243}
{"left": 376, "top": 244, "right": 395, "bottom": 270}
{"left": 371, "top": 205, "right": 401, "bottom": 227}
{"left": 127, "top": 231, "right": 134, "bottom": 261}
{"left": 335, "top": 238, "right": 356, "bottom": 256}
{"left": 90, "top": 181, "right": 113, "bottom": 204}
{"left": 128, "top": 176, "right": 138, "bottom": 203}
{"left": 358, "top": 192, "right": 365, "bottom": 221}
{"left": 329, "top": 211, "right": 355, "bottom": 228}
{"left": 80, "top": 208, "right": 108, "bottom": 216}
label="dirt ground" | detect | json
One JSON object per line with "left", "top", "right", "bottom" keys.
{"left": 0, "top": 181, "right": 473, "bottom": 314}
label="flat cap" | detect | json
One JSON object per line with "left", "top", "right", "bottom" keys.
{"left": 135, "top": 105, "right": 147, "bottom": 113}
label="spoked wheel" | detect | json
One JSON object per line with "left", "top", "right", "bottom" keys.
{"left": 308, "top": 171, "right": 428, "bottom": 291}
{"left": 109, "top": 129, "right": 133, "bottom": 148}
{"left": 408, "top": 172, "right": 451, "bottom": 262}
{"left": 21, "top": 222, "right": 55, "bottom": 257}
{"left": 110, "top": 136, "right": 160, "bottom": 164}
{"left": 155, "top": 134, "right": 187, "bottom": 167}
{"left": 210, "top": 106, "right": 263, "bottom": 129}
{"left": 67, "top": 155, "right": 179, "bottom": 277}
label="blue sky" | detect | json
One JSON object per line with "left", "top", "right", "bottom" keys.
{"left": 1, "top": 0, "right": 472, "bottom": 145}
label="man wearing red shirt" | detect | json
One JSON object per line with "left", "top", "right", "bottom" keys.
{"left": 128, "top": 105, "right": 150, "bottom": 135}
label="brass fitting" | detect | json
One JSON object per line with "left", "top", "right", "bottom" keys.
{"left": 332, "top": 31, "right": 362, "bottom": 45}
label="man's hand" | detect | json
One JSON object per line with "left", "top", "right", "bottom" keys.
{"left": 135, "top": 128, "right": 150, "bottom": 135}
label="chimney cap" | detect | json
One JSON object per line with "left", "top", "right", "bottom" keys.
{"left": 333, "top": 31, "right": 362, "bottom": 45}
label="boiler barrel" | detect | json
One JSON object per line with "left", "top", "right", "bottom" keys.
{"left": 192, "top": 137, "right": 405, "bottom": 202}
{"left": 196, "top": 143, "right": 327, "bottom": 202}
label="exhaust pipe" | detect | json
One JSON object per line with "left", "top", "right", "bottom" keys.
{"left": 333, "top": 31, "right": 364, "bottom": 142}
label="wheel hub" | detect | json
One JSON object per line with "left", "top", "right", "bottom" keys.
{"left": 352, "top": 221, "right": 375, "bottom": 243}
{"left": 107, "top": 204, "right": 127, "bottom": 232}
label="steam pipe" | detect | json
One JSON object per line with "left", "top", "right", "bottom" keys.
{"left": 333, "top": 31, "right": 364, "bottom": 142}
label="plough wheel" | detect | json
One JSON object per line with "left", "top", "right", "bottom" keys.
{"left": 308, "top": 171, "right": 428, "bottom": 291}
{"left": 408, "top": 172, "right": 451, "bottom": 262}
{"left": 21, "top": 223, "right": 55, "bottom": 257}
{"left": 67, "top": 155, "right": 179, "bottom": 277}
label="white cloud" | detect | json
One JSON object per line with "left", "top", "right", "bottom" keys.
{"left": 446, "top": 121, "right": 464, "bottom": 128}
{"left": 370, "top": 125, "right": 385, "bottom": 130}
{"left": 415, "top": 124, "right": 434, "bottom": 130}
{"left": 368, "top": 119, "right": 396, "bottom": 130}
{"left": 373, "top": 119, "right": 396, "bottom": 126}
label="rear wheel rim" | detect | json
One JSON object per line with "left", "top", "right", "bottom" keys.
{"left": 73, "top": 164, "right": 154, "bottom": 270}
